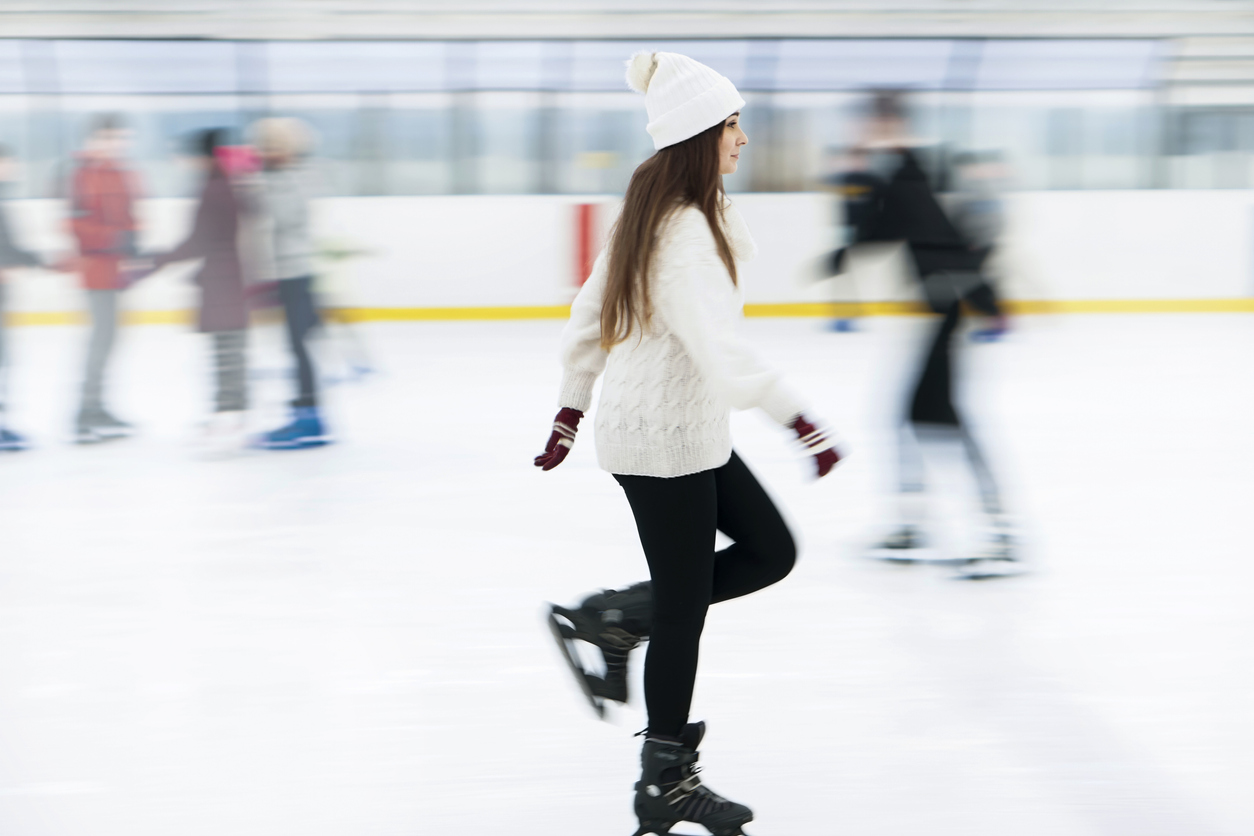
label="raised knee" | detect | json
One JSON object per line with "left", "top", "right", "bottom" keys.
{"left": 772, "top": 530, "right": 797, "bottom": 581}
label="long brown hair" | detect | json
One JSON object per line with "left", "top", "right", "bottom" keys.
{"left": 600, "top": 118, "right": 737, "bottom": 350}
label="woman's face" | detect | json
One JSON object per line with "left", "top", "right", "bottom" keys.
{"left": 719, "top": 112, "right": 747, "bottom": 175}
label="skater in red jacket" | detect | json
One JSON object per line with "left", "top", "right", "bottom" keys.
{"left": 66, "top": 114, "right": 143, "bottom": 443}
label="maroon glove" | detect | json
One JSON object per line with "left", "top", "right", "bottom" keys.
{"left": 792, "top": 414, "right": 841, "bottom": 478}
{"left": 534, "top": 408, "right": 583, "bottom": 471}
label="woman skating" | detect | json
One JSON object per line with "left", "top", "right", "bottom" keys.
{"left": 535, "top": 51, "right": 840, "bottom": 836}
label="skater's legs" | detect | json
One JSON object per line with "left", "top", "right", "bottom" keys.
{"left": 709, "top": 452, "right": 797, "bottom": 603}
{"left": 615, "top": 469, "right": 717, "bottom": 739}
{"left": 211, "top": 330, "right": 248, "bottom": 413}
{"left": 80, "top": 289, "right": 118, "bottom": 414}
{"left": 893, "top": 421, "right": 929, "bottom": 529}
{"left": 907, "top": 300, "right": 961, "bottom": 427}
{"left": 958, "top": 424, "right": 1003, "bottom": 516}
{"left": 278, "top": 277, "right": 319, "bottom": 408}
{"left": 614, "top": 452, "right": 797, "bottom": 737}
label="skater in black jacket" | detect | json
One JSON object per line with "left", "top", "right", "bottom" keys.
{"left": 837, "top": 91, "right": 1017, "bottom": 577}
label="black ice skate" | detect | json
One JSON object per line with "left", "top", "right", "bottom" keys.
{"left": 546, "top": 581, "right": 652, "bottom": 717}
{"left": 632, "top": 723, "right": 753, "bottom": 836}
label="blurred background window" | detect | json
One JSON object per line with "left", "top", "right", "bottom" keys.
{"left": 975, "top": 40, "right": 1162, "bottom": 91}
{"left": 1, "top": 37, "right": 1232, "bottom": 197}
{"left": 774, "top": 40, "right": 953, "bottom": 92}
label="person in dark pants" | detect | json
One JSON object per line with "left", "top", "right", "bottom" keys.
{"left": 67, "top": 114, "right": 143, "bottom": 443}
{"left": 535, "top": 51, "right": 840, "bottom": 836}
{"left": 147, "top": 129, "right": 251, "bottom": 450}
{"left": 250, "top": 117, "right": 329, "bottom": 450}
{"left": 837, "top": 91, "right": 1016, "bottom": 574}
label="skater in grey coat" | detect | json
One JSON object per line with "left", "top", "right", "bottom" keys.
{"left": 249, "top": 117, "right": 331, "bottom": 450}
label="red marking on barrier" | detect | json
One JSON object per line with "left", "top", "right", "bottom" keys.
{"left": 574, "top": 203, "right": 596, "bottom": 287}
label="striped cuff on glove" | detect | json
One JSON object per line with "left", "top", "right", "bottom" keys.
{"left": 552, "top": 413, "right": 579, "bottom": 450}
{"left": 792, "top": 415, "right": 835, "bottom": 453}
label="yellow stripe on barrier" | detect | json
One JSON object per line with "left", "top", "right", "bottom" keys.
{"left": 337, "top": 305, "right": 572, "bottom": 322}
{"left": 5, "top": 299, "right": 1254, "bottom": 326}
{"left": 1004, "top": 298, "right": 1254, "bottom": 314}
{"left": 124, "top": 309, "right": 194, "bottom": 325}
{"left": 6, "top": 311, "right": 85, "bottom": 326}
{"left": 744, "top": 302, "right": 929, "bottom": 317}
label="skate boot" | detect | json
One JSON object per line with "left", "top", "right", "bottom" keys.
{"left": 0, "top": 426, "right": 30, "bottom": 452}
{"left": 74, "top": 408, "right": 134, "bottom": 444}
{"left": 252, "top": 406, "right": 332, "bottom": 450}
{"left": 547, "top": 581, "right": 652, "bottom": 717}
{"left": 632, "top": 725, "right": 753, "bottom": 836}
{"left": 954, "top": 516, "right": 1024, "bottom": 580}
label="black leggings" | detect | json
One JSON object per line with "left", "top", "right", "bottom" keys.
{"left": 614, "top": 452, "right": 796, "bottom": 738}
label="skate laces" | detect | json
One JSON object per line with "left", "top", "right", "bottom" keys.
{"left": 661, "top": 759, "right": 729, "bottom": 807}
{"left": 667, "top": 771, "right": 702, "bottom": 802}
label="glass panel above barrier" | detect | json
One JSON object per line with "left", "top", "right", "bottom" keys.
{"left": 475, "top": 41, "right": 547, "bottom": 90}
{"left": 54, "top": 40, "right": 238, "bottom": 94}
{"left": 268, "top": 41, "right": 447, "bottom": 93}
{"left": 0, "top": 41, "right": 22, "bottom": 94}
{"left": 775, "top": 40, "right": 953, "bottom": 92}
{"left": 976, "top": 40, "right": 1163, "bottom": 91}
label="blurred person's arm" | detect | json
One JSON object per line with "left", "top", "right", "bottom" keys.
{"left": 151, "top": 180, "right": 216, "bottom": 270}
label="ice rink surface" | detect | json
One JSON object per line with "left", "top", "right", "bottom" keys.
{"left": 0, "top": 313, "right": 1251, "bottom": 836}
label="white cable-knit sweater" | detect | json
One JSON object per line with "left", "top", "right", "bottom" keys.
{"left": 557, "top": 200, "right": 807, "bottom": 478}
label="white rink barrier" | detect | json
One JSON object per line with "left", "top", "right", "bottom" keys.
{"left": 3, "top": 190, "right": 1253, "bottom": 321}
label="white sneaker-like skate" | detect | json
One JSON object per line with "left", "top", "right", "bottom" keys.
{"left": 194, "top": 411, "right": 249, "bottom": 459}
{"left": 953, "top": 520, "right": 1026, "bottom": 580}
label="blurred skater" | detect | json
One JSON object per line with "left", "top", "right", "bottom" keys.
{"left": 66, "top": 114, "right": 143, "bottom": 443}
{"left": 537, "top": 52, "right": 840, "bottom": 836}
{"left": 146, "top": 129, "right": 251, "bottom": 452}
{"left": 249, "top": 117, "right": 331, "bottom": 450}
{"left": 837, "top": 91, "right": 1017, "bottom": 577}
{"left": 0, "top": 144, "right": 51, "bottom": 451}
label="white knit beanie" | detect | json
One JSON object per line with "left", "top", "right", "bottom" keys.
{"left": 626, "top": 51, "right": 746, "bottom": 150}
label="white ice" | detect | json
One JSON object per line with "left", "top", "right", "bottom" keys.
{"left": 0, "top": 313, "right": 1251, "bottom": 836}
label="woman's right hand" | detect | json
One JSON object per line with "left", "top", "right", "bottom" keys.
{"left": 792, "top": 414, "right": 841, "bottom": 478}
{"left": 534, "top": 408, "right": 583, "bottom": 471}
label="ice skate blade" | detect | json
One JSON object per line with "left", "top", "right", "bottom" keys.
{"left": 952, "top": 558, "right": 1027, "bottom": 581}
{"left": 545, "top": 607, "right": 605, "bottom": 719}
{"left": 72, "top": 432, "right": 128, "bottom": 446}
{"left": 633, "top": 827, "right": 749, "bottom": 836}
{"left": 866, "top": 546, "right": 962, "bottom": 565}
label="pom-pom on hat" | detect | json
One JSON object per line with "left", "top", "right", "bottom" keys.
{"left": 626, "top": 51, "right": 746, "bottom": 150}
